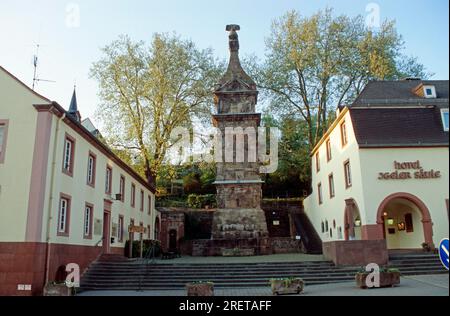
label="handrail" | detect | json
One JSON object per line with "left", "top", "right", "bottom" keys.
{"left": 138, "top": 242, "right": 160, "bottom": 291}
{"left": 94, "top": 237, "right": 104, "bottom": 248}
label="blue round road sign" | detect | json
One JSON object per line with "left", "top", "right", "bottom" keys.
{"left": 439, "top": 238, "right": 449, "bottom": 270}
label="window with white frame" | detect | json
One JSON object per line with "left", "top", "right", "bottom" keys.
{"left": 87, "top": 154, "right": 96, "bottom": 186}
{"left": 84, "top": 205, "right": 93, "bottom": 238}
{"left": 119, "top": 175, "right": 125, "bottom": 202}
{"left": 131, "top": 184, "right": 136, "bottom": 207}
{"left": 140, "top": 190, "right": 144, "bottom": 212}
{"left": 105, "top": 166, "right": 112, "bottom": 194}
{"left": 441, "top": 108, "right": 449, "bottom": 132}
{"left": 340, "top": 121, "right": 348, "bottom": 147}
{"left": 63, "top": 136, "right": 75, "bottom": 175}
{"left": 423, "top": 85, "right": 437, "bottom": 98}
{"left": 58, "top": 197, "right": 70, "bottom": 235}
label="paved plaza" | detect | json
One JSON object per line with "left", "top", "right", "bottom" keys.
{"left": 78, "top": 274, "right": 449, "bottom": 296}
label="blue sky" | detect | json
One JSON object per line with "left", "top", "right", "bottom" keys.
{"left": 0, "top": 0, "right": 448, "bottom": 125}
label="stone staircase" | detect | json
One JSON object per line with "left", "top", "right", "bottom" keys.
{"left": 79, "top": 253, "right": 447, "bottom": 292}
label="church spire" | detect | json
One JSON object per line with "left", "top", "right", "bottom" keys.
{"left": 68, "top": 86, "right": 81, "bottom": 122}
{"left": 216, "top": 24, "right": 256, "bottom": 90}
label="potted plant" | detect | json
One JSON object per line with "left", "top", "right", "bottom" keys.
{"left": 43, "top": 281, "right": 75, "bottom": 296}
{"left": 186, "top": 281, "right": 214, "bottom": 296}
{"left": 355, "top": 267, "right": 401, "bottom": 289}
{"left": 270, "top": 278, "right": 304, "bottom": 295}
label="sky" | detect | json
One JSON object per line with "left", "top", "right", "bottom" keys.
{"left": 0, "top": 0, "right": 449, "bottom": 126}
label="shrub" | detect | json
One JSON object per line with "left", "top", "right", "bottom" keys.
{"left": 124, "top": 239, "right": 161, "bottom": 258}
{"left": 187, "top": 194, "right": 217, "bottom": 209}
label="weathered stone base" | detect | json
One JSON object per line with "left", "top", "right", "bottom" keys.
{"left": 322, "top": 240, "right": 388, "bottom": 266}
{"left": 212, "top": 208, "right": 268, "bottom": 239}
{"left": 192, "top": 238, "right": 272, "bottom": 256}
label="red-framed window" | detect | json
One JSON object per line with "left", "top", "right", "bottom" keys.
{"left": 105, "top": 165, "right": 113, "bottom": 194}
{"left": 340, "top": 121, "right": 348, "bottom": 147}
{"left": 119, "top": 175, "right": 125, "bottom": 202}
{"left": 326, "top": 139, "right": 332, "bottom": 162}
{"left": 57, "top": 193, "right": 72, "bottom": 237}
{"left": 62, "top": 133, "right": 76, "bottom": 177}
{"left": 315, "top": 152, "right": 320, "bottom": 173}
{"left": 344, "top": 160, "right": 352, "bottom": 189}
{"left": 118, "top": 215, "right": 124, "bottom": 242}
{"left": 87, "top": 152, "right": 97, "bottom": 187}
{"left": 83, "top": 203, "right": 94, "bottom": 239}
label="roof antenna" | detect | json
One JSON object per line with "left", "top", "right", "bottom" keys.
{"left": 32, "top": 44, "right": 56, "bottom": 90}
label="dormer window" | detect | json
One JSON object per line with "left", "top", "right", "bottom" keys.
{"left": 441, "top": 109, "right": 449, "bottom": 132}
{"left": 423, "top": 85, "right": 436, "bottom": 99}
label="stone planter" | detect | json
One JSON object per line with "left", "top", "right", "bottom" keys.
{"left": 222, "top": 248, "right": 255, "bottom": 257}
{"left": 271, "top": 278, "right": 304, "bottom": 295}
{"left": 355, "top": 272, "right": 401, "bottom": 289}
{"left": 186, "top": 283, "right": 214, "bottom": 296}
{"left": 43, "top": 283, "right": 74, "bottom": 296}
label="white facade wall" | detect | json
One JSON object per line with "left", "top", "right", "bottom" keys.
{"left": 0, "top": 68, "right": 156, "bottom": 249}
{"left": 305, "top": 108, "right": 449, "bottom": 248}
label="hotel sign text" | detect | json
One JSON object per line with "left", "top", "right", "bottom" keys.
{"left": 378, "top": 161, "right": 442, "bottom": 180}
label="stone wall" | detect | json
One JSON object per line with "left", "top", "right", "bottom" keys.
{"left": 322, "top": 240, "right": 388, "bottom": 266}
{"left": 270, "top": 237, "right": 304, "bottom": 254}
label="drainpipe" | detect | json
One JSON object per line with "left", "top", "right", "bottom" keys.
{"left": 43, "top": 111, "right": 65, "bottom": 285}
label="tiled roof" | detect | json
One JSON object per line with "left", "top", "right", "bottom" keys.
{"left": 353, "top": 80, "right": 449, "bottom": 106}
{"left": 350, "top": 107, "right": 449, "bottom": 147}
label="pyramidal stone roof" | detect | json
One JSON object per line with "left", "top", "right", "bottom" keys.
{"left": 215, "top": 24, "right": 257, "bottom": 93}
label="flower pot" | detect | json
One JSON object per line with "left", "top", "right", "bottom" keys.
{"left": 355, "top": 272, "right": 401, "bottom": 289}
{"left": 43, "top": 283, "right": 74, "bottom": 296}
{"left": 271, "top": 278, "right": 304, "bottom": 295}
{"left": 186, "top": 283, "right": 214, "bottom": 296}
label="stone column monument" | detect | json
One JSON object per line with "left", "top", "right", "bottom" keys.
{"left": 211, "top": 25, "right": 269, "bottom": 248}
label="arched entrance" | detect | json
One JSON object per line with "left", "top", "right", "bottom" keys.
{"left": 344, "top": 199, "right": 362, "bottom": 240}
{"left": 377, "top": 193, "right": 433, "bottom": 250}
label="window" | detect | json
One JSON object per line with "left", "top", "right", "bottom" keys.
{"left": 340, "top": 121, "right": 348, "bottom": 147}
{"left": 441, "top": 109, "right": 449, "bottom": 132}
{"left": 318, "top": 183, "right": 323, "bottom": 205}
{"left": 148, "top": 195, "right": 152, "bottom": 215}
{"left": 315, "top": 153, "right": 320, "bottom": 173}
{"left": 344, "top": 160, "right": 352, "bottom": 188}
{"left": 57, "top": 194, "right": 71, "bottom": 236}
{"left": 328, "top": 174, "right": 335, "bottom": 198}
{"left": 0, "top": 119, "right": 9, "bottom": 164}
{"left": 405, "top": 213, "right": 414, "bottom": 233}
{"left": 118, "top": 215, "right": 124, "bottom": 242}
{"left": 147, "top": 225, "right": 151, "bottom": 239}
{"left": 326, "top": 139, "right": 332, "bottom": 161}
{"left": 87, "top": 152, "right": 96, "bottom": 187}
{"left": 84, "top": 204, "right": 93, "bottom": 239}
{"left": 62, "top": 134, "right": 75, "bottom": 176}
{"left": 140, "top": 190, "right": 144, "bottom": 212}
{"left": 105, "top": 166, "right": 112, "bottom": 194}
{"left": 119, "top": 175, "right": 125, "bottom": 202}
{"left": 423, "top": 85, "right": 436, "bottom": 98}
{"left": 131, "top": 184, "right": 136, "bottom": 207}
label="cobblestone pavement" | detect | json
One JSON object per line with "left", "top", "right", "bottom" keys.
{"left": 78, "top": 274, "right": 448, "bottom": 296}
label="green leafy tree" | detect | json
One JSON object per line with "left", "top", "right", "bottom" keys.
{"left": 91, "top": 34, "right": 223, "bottom": 181}
{"left": 254, "top": 9, "right": 430, "bottom": 149}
